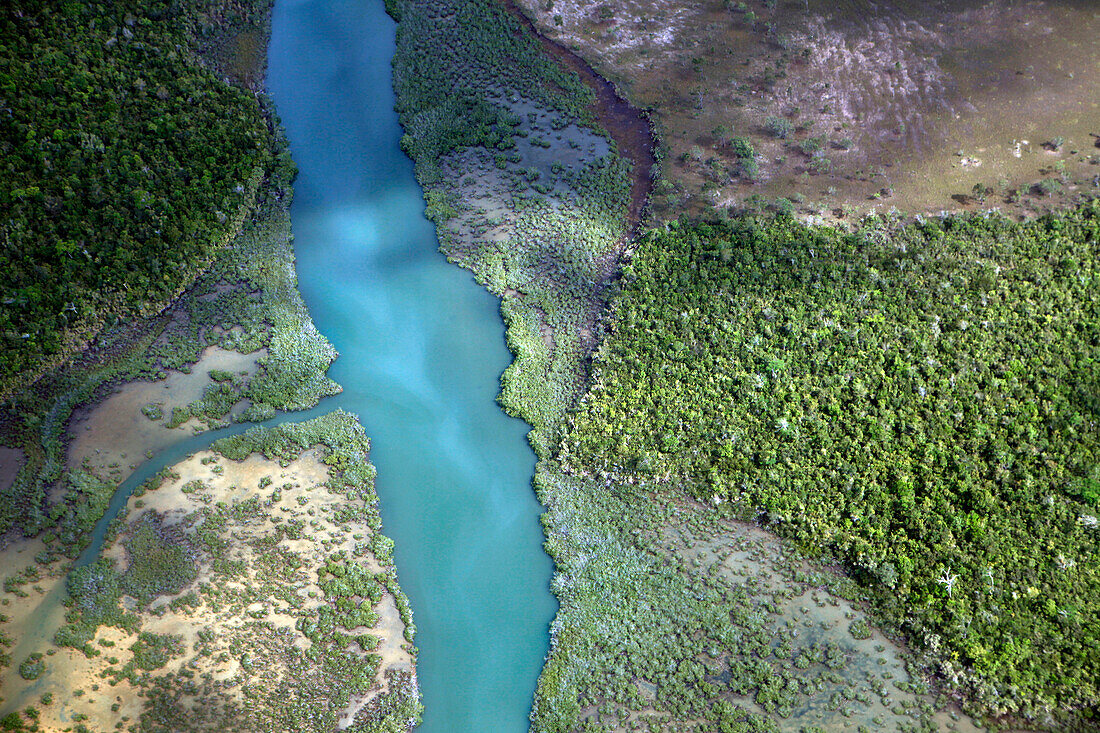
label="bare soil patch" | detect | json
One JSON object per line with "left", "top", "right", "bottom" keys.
{"left": 517, "top": 0, "right": 1100, "bottom": 220}
{"left": 65, "top": 346, "right": 263, "bottom": 485}
{"left": 0, "top": 447, "right": 25, "bottom": 496}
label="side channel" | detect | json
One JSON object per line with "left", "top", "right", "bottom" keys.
{"left": 267, "top": 0, "right": 557, "bottom": 730}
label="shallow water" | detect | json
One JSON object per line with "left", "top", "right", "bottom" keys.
{"left": 267, "top": 1, "right": 556, "bottom": 731}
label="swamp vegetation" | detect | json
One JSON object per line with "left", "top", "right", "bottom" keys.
{"left": 560, "top": 209, "right": 1100, "bottom": 728}
{"left": 389, "top": 0, "right": 634, "bottom": 453}
{"left": 1, "top": 0, "right": 1097, "bottom": 730}
{"left": 392, "top": 0, "right": 1099, "bottom": 730}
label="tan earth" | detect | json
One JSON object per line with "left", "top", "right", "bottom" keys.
{"left": 65, "top": 346, "right": 263, "bottom": 487}
{"left": 518, "top": 0, "right": 1100, "bottom": 220}
{"left": 0, "top": 446, "right": 413, "bottom": 731}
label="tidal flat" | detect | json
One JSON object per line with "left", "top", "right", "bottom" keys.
{"left": 0, "top": 414, "right": 418, "bottom": 731}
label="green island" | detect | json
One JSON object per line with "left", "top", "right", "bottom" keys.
{"left": 2, "top": 0, "right": 1099, "bottom": 731}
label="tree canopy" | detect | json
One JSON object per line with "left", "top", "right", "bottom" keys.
{"left": 563, "top": 206, "right": 1100, "bottom": 721}
{"left": 0, "top": 0, "right": 271, "bottom": 394}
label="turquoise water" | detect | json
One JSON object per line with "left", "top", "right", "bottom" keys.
{"left": 267, "top": 1, "right": 557, "bottom": 731}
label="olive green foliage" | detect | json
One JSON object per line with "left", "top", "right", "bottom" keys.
{"left": 119, "top": 513, "right": 197, "bottom": 606}
{"left": 0, "top": 0, "right": 271, "bottom": 392}
{"left": 0, "top": 110, "right": 335, "bottom": 542}
{"left": 0, "top": 0, "right": 334, "bottom": 544}
{"left": 764, "top": 115, "right": 792, "bottom": 139}
{"left": 17, "top": 654, "right": 44, "bottom": 681}
{"left": 389, "top": 0, "right": 632, "bottom": 453}
{"left": 532, "top": 468, "right": 786, "bottom": 733}
{"left": 562, "top": 206, "right": 1100, "bottom": 722}
{"left": 343, "top": 671, "right": 423, "bottom": 733}
{"left": 731, "top": 136, "right": 757, "bottom": 180}
{"left": 55, "top": 558, "right": 137, "bottom": 652}
{"left": 128, "top": 631, "right": 184, "bottom": 671}
{"left": 50, "top": 470, "right": 117, "bottom": 556}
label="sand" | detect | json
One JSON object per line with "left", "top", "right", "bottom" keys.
{"left": 0, "top": 446, "right": 412, "bottom": 731}
{"left": 0, "top": 447, "right": 25, "bottom": 496}
{"left": 64, "top": 346, "right": 264, "bottom": 488}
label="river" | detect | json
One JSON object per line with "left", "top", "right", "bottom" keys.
{"left": 266, "top": 0, "right": 557, "bottom": 731}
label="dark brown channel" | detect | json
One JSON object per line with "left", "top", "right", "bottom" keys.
{"left": 500, "top": 0, "right": 656, "bottom": 240}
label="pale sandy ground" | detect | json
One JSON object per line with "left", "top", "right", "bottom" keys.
{"left": 0, "top": 346, "right": 265, "bottom": 719}
{"left": 0, "top": 447, "right": 412, "bottom": 730}
{"left": 0, "top": 534, "right": 69, "bottom": 706}
{"left": 64, "top": 346, "right": 263, "bottom": 488}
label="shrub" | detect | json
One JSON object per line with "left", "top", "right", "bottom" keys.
{"left": 764, "top": 115, "right": 792, "bottom": 139}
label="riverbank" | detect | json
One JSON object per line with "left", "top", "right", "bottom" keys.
{"left": 499, "top": 0, "right": 656, "bottom": 237}
{"left": 389, "top": 0, "right": 642, "bottom": 457}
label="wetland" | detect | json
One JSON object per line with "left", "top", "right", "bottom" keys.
{"left": 2, "top": 0, "right": 1098, "bottom": 731}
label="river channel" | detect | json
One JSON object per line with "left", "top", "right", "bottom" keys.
{"left": 266, "top": 0, "right": 557, "bottom": 730}
{"left": 1, "top": 1, "right": 556, "bottom": 728}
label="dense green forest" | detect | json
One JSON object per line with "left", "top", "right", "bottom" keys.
{"left": 0, "top": 0, "right": 271, "bottom": 394}
{"left": 560, "top": 206, "right": 1100, "bottom": 723}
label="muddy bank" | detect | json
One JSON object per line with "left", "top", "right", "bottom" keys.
{"left": 65, "top": 346, "right": 264, "bottom": 486}
{"left": 501, "top": 0, "right": 656, "bottom": 237}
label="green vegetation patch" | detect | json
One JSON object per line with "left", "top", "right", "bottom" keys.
{"left": 129, "top": 631, "right": 184, "bottom": 672}
{"left": 388, "top": 0, "right": 593, "bottom": 183}
{"left": 562, "top": 206, "right": 1100, "bottom": 722}
{"left": 17, "top": 654, "right": 44, "bottom": 681}
{"left": 389, "top": 0, "right": 633, "bottom": 453}
{"left": 120, "top": 512, "right": 197, "bottom": 606}
{"left": 0, "top": 0, "right": 271, "bottom": 392}
{"left": 55, "top": 558, "right": 137, "bottom": 652}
